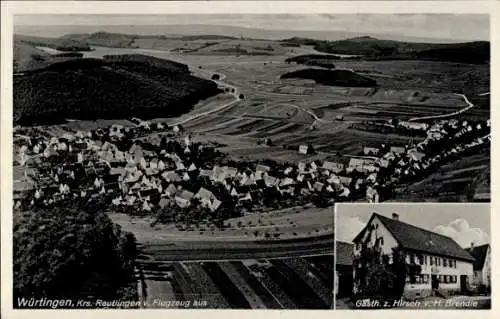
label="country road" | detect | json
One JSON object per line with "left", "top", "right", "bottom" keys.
{"left": 168, "top": 69, "right": 242, "bottom": 126}
{"left": 408, "top": 92, "right": 485, "bottom": 122}
{"left": 285, "top": 103, "right": 324, "bottom": 123}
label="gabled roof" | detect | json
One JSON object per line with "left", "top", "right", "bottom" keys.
{"left": 139, "top": 188, "right": 159, "bottom": 198}
{"left": 176, "top": 190, "right": 194, "bottom": 201}
{"left": 349, "top": 157, "right": 375, "bottom": 167}
{"left": 196, "top": 187, "right": 214, "bottom": 201}
{"left": 336, "top": 241, "right": 354, "bottom": 266}
{"left": 161, "top": 171, "right": 181, "bottom": 182}
{"left": 465, "top": 244, "right": 489, "bottom": 271}
{"left": 165, "top": 183, "right": 177, "bottom": 194}
{"left": 354, "top": 213, "right": 475, "bottom": 262}
{"left": 390, "top": 146, "right": 406, "bottom": 154}
{"left": 256, "top": 164, "right": 270, "bottom": 173}
{"left": 322, "top": 161, "right": 344, "bottom": 172}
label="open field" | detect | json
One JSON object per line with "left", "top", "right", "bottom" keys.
{"left": 140, "top": 255, "right": 333, "bottom": 309}
{"left": 109, "top": 206, "right": 333, "bottom": 244}
{"left": 14, "top": 39, "right": 489, "bottom": 194}
{"left": 18, "top": 42, "right": 486, "bottom": 163}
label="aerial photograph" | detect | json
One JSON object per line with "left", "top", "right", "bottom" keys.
{"left": 335, "top": 203, "right": 491, "bottom": 309}
{"left": 11, "top": 13, "right": 489, "bottom": 309}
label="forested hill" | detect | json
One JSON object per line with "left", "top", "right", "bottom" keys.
{"left": 14, "top": 54, "right": 221, "bottom": 125}
{"left": 282, "top": 36, "right": 490, "bottom": 64}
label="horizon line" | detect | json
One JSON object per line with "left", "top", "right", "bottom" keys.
{"left": 13, "top": 24, "right": 488, "bottom": 43}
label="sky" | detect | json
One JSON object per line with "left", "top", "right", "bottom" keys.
{"left": 336, "top": 203, "right": 490, "bottom": 248}
{"left": 14, "top": 14, "right": 489, "bottom": 42}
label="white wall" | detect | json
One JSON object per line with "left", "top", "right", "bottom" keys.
{"left": 406, "top": 257, "right": 473, "bottom": 291}
{"left": 353, "top": 216, "right": 399, "bottom": 256}
{"left": 482, "top": 246, "right": 491, "bottom": 286}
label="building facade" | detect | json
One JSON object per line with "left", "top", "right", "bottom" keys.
{"left": 335, "top": 241, "right": 354, "bottom": 299}
{"left": 352, "top": 213, "right": 475, "bottom": 298}
{"left": 466, "top": 243, "right": 491, "bottom": 290}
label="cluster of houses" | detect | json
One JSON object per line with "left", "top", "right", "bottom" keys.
{"left": 335, "top": 213, "right": 491, "bottom": 301}
{"left": 14, "top": 116, "right": 490, "bottom": 220}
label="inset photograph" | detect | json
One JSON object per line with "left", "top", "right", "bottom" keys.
{"left": 335, "top": 203, "right": 490, "bottom": 309}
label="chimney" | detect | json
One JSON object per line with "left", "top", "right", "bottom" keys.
{"left": 470, "top": 242, "right": 475, "bottom": 248}
{"left": 392, "top": 213, "right": 399, "bottom": 221}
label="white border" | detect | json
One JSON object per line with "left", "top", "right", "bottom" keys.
{"left": 2, "top": 1, "right": 499, "bottom": 318}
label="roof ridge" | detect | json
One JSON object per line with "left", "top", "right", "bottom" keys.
{"left": 465, "top": 243, "right": 490, "bottom": 250}
{"left": 336, "top": 240, "right": 354, "bottom": 245}
{"left": 374, "top": 212, "right": 457, "bottom": 242}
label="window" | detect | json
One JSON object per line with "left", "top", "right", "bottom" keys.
{"left": 424, "top": 256, "right": 427, "bottom": 265}
{"left": 437, "top": 258, "right": 441, "bottom": 266}
{"left": 444, "top": 275, "right": 449, "bottom": 283}
{"left": 380, "top": 237, "right": 384, "bottom": 245}
{"left": 443, "top": 259, "right": 447, "bottom": 267}
{"left": 430, "top": 257, "right": 433, "bottom": 265}
{"left": 356, "top": 243, "right": 360, "bottom": 250}
{"left": 422, "top": 274, "right": 429, "bottom": 284}
{"left": 451, "top": 276, "right": 457, "bottom": 283}
{"left": 406, "top": 275, "right": 417, "bottom": 284}
{"left": 418, "top": 255, "right": 424, "bottom": 265}
{"left": 375, "top": 223, "right": 379, "bottom": 229}
{"left": 454, "top": 260, "right": 457, "bottom": 268}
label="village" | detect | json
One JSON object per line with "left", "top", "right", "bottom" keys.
{"left": 13, "top": 115, "right": 490, "bottom": 230}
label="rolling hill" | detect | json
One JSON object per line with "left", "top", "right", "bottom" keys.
{"left": 14, "top": 54, "right": 221, "bottom": 125}
{"left": 283, "top": 36, "right": 490, "bottom": 64}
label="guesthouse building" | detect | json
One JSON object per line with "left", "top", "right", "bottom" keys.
{"left": 352, "top": 213, "right": 475, "bottom": 298}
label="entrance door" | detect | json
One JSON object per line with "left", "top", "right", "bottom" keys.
{"left": 460, "top": 275, "right": 468, "bottom": 293}
{"left": 431, "top": 275, "right": 439, "bottom": 290}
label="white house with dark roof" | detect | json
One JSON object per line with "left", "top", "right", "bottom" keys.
{"left": 299, "top": 144, "right": 312, "bottom": 155}
{"left": 347, "top": 158, "right": 376, "bottom": 173}
{"left": 352, "top": 213, "right": 475, "bottom": 298}
{"left": 298, "top": 162, "right": 307, "bottom": 173}
{"left": 175, "top": 190, "right": 194, "bottom": 207}
{"left": 256, "top": 164, "right": 270, "bottom": 174}
{"left": 195, "top": 187, "right": 216, "bottom": 206}
{"left": 363, "top": 147, "right": 380, "bottom": 156}
{"left": 389, "top": 146, "right": 406, "bottom": 155}
{"left": 164, "top": 183, "right": 178, "bottom": 198}
{"left": 322, "top": 161, "right": 344, "bottom": 174}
